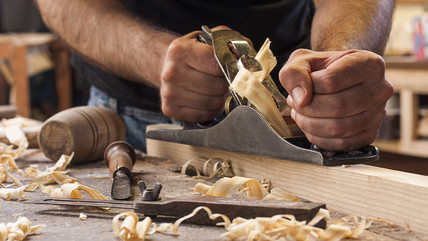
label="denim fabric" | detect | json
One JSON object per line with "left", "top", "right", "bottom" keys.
{"left": 88, "top": 86, "right": 172, "bottom": 152}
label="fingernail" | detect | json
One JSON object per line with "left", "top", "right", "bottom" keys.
{"left": 286, "top": 95, "right": 294, "bottom": 106}
{"left": 292, "top": 87, "right": 305, "bottom": 106}
{"left": 290, "top": 109, "right": 296, "bottom": 120}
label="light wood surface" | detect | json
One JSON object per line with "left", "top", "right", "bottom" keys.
{"left": 146, "top": 125, "right": 428, "bottom": 236}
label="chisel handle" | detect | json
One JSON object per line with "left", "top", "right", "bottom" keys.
{"left": 104, "top": 141, "right": 136, "bottom": 176}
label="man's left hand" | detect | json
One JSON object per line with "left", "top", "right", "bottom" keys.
{"left": 279, "top": 49, "right": 394, "bottom": 151}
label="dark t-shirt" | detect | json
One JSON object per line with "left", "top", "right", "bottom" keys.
{"left": 71, "top": 0, "right": 315, "bottom": 112}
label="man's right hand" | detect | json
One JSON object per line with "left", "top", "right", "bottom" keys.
{"left": 160, "top": 28, "right": 231, "bottom": 123}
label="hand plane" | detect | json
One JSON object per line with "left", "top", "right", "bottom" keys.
{"left": 146, "top": 26, "right": 378, "bottom": 166}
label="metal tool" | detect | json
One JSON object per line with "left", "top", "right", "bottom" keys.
{"left": 147, "top": 106, "right": 378, "bottom": 166}
{"left": 104, "top": 141, "right": 136, "bottom": 200}
{"left": 35, "top": 196, "right": 326, "bottom": 228}
{"left": 199, "top": 25, "right": 290, "bottom": 115}
{"left": 138, "top": 181, "right": 162, "bottom": 201}
{"left": 147, "top": 26, "right": 379, "bottom": 166}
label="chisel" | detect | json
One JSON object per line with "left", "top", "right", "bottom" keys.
{"left": 104, "top": 141, "right": 136, "bottom": 200}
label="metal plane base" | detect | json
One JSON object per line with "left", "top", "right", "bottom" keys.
{"left": 146, "top": 106, "right": 378, "bottom": 166}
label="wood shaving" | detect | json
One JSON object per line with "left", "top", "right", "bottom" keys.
{"left": 223, "top": 207, "right": 374, "bottom": 240}
{"left": 193, "top": 176, "right": 299, "bottom": 202}
{"left": 112, "top": 206, "right": 230, "bottom": 241}
{"left": 181, "top": 158, "right": 203, "bottom": 177}
{"left": 79, "top": 213, "right": 87, "bottom": 220}
{"left": 0, "top": 186, "right": 26, "bottom": 201}
{"left": 229, "top": 39, "right": 295, "bottom": 138}
{"left": 0, "top": 151, "right": 107, "bottom": 201}
{"left": 0, "top": 143, "right": 25, "bottom": 171}
{"left": 0, "top": 164, "right": 22, "bottom": 187}
{"left": 112, "top": 206, "right": 376, "bottom": 241}
{"left": 182, "top": 157, "right": 232, "bottom": 180}
{"left": 3, "top": 124, "right": 28, "bottom": 148}
{"left": 113, "top": 212, "right": 154, "bottom": 241}
{"left": 25, "top": 182, "right": 108, "bottom": 200}
{"left": 0, "top": 216, "right": 42, "bottom": 241}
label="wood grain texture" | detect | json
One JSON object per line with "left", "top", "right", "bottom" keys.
{"left": 147, "top": 129, "right": 428, "bottom": 236}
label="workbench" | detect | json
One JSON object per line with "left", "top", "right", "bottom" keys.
{"left": 0, "top": 149, "right": 423, "bottom": 241}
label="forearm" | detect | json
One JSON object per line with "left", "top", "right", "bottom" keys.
{"left": 36, "top": 0, "right": 177, "bottom": 87}
{"left": 311, "top": 0, "right": 394, "bottom": 54}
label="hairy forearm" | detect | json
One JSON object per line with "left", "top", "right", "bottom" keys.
{"left": 36, "top": 0, "right": 177, "bottom": 87}
{"left": 311, "top": 0, "right": 394, "bottom": 54}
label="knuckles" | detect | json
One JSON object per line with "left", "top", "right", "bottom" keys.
{"left": 165, "top": 38, "right": 187, "bottom": 60}
{"left": 160, "top": 62, "right": 178, "bottom": 85}
{"left": 289, "top": 48, "right": 313, "bottom": 59}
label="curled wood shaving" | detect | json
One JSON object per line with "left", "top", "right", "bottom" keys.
{"left": 25, "top": 182, "right": 108, "bottom": 200}
{"left": 0, "top": 143, "right": 25, "bottom": 172}
{"left": 29, "top": 153, "right": 78, "bottom": 185}
{"left": 79, "top": 213, "right": 87, "bottom": 220}
{"left": 264, "top": 187, "right": 300, "bottom": 202}
{"left": 0, "top": 164, "right": 22, "bottom": 187}
{"left": 19, "top": 165, "right": 39, "bottom": 179}
{"left": 193, "top": 176, "right": 299, "bottom": 202}
{"left": 0, "top": 216, "right": 42, "bottom": 241}
{"left": 1, "top": 117, "right": 42, "bottom": 128}
{"left": 4, "top": 124, "right": 28, "bottom": 148}
{"left": 112, "top": 206, "right": 375, "bottom": 241}
{"left": 182, "top": 157, "right": 232, "bottom": 180}
{"left": 113, "top": 212, "right": 154, "bottom": 241}
{"left": 223, "top": 208, "right": 375, "bottom": 241}
{"left": 112, "top": 206, "right": 231, "bottom": 241}
{"left": 0, "top": 186, "right": 26, "bottom": 200}
{"left": 50, "top": 153, "right": 74, "bottom": 172}
{"left": 30, "top": 170, "right": 79, "bottom": 185}
{"left": 229, "top": 39, "right": 293, "bottom": 138}
{"left": 181, "top": 158, "right": 202, "bottom": 177}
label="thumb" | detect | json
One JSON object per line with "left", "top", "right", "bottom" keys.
{"left": 279, "top": 50, "right": 314, "bottom": 107}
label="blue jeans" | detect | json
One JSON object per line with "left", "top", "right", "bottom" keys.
{"left": 88, "top": 86, "right": 173, "bottom": 152}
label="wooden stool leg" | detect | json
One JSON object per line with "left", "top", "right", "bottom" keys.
{"left": 51, "top": 41, "right": 72, "bottom": 111}
{"left": 12, "top": 45, "right": 31, "bottom": 117}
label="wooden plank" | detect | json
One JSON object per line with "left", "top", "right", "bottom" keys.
{"left": 146, "top": 128, "right": 428, "bottom": 236}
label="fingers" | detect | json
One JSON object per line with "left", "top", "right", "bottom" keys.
{"left": 161, "top": 57, "right": 229, "bottom": 96}
{"left": 166, "top": 31, "right": 224, "bottom": 77}
{"left": 304, "top": 125, "right": 380, "bottom": 151}
{"left": 279, "top": 49, "right": 394, "bottom": 151}
{"left": 160, "top": 27, "right": 232, "bottom": 122}
{"left": 310, "top": 50, "right": 387, "bottom": 94}
{"left": 291, "top": 101, "right": 386, "bottom": 138}
{"left": 161, "top": 83, "right": 228, "bottom": 122}
{"left": 291, "top": 103, "right": 387, "bottom": 150}
{"left": 287, "top": 78, "right": 392, "bottom": 118}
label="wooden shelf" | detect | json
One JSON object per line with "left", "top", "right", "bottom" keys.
{"left": 376, "top": 56, "right": 428, "bottom": 158}
{"left": 375, "top": 139, "right": 428, "bottom": 158}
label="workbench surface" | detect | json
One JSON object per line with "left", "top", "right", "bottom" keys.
{"left": 0, "top": 150, "right": 423, "bottom": 241}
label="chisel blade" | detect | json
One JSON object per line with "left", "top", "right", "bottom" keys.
{"left": 112, "top": 170, "right": 132, "bottom": 200}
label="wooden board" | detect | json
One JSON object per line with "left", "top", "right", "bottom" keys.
{"left": 146, "top": 126, "right": 428, "bottom": 236}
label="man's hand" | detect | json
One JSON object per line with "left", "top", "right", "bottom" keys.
{"left": 160, "top": 27, "right": 231, "bottom": 123}
{"left": 279, "top": 49, "right": 393, "bottom": 151}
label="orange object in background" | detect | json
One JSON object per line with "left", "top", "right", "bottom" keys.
{"left": 412, "top": 16, "right": 428, "bottom": 60}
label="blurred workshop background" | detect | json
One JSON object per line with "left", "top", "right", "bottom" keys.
{"left": 0, "top": 0, "right": 427, "bottom": 174}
